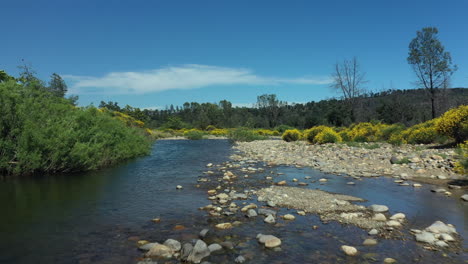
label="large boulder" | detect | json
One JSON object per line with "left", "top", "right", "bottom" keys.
{"left": 425, "top": 221, "right": 457, "bottom": 234}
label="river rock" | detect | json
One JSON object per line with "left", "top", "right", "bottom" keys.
{"left": 369, "top": 204, "right": 389, "bottom": 213}
{"left": 187, "top": 240, "right": 210, "bottom": 263}
{"left": 425, "top": 221, "right": 457, "bottom": 234}
{"left": 413, "top": 183, "right": 422, "bottom": 187}
{"left": 199, "top": 229, "right": 209, "bottom": 239}
{"left": 441, "top": 233, "right": 455, "bottom": 242}
{"left": 435, "top": 240, "right": 449, "bottom": 247}
{"left": 319, "top": 178, "right": 328, "bottom": 182}
{"left": 164, "top": 239, "right": 181, "bottom": 251}
{"left": 235, "top": 255, "right": 246, "bottom": 263}
{"left": 384, "top": 258, "right": 397, "bottom": 264}
{"left": 415, "top": 231, "right": 437, "bottom": 244}
{"left": 341, "top": 245, "right": 358, "bottom": 256}
{"left": 176, "top": 185, "right": 183, "bottom": 189}
{"left": 208, "top": 243, "right": 222, "bottom": 253}
{"left": 264, "top": 214, "right": 276, "bottom": 224}
{"left": 246, "top": 209, "right": 258, "bottom": 218}
{"left": 267, "top": 201, "right": 276, "bottom": 207}
{"left": 258, "top": 208, "right": 277, "bottom": 216}
{"left": 276, "top": 180, "right": 287, "bottom": 186}
{"left": 363, "top": 238, "right": 378, "bottom": 246}
{"left": 145, "top": 243, "right": 174, "bottom": 258}
{"left": 372, "top": 213, "right": 387, "bottom": 221}
{"left": 368, "top": 229, "right": 378, "bottom": 235}
{"left": 431, "top": 188, "right": 446, "bottom": 193}
{"left": 386, "top": 220, "right": 401, "bottom": 227}
{"left": 461, "top": 194, "right": 468, "bottom": 201}
{"left": 390, "top": 213, "right": 406, "bottom": 220}
{"left": 181, "top": 243, "right": 193, "bottom": 260}
{"left": 283, "top": 214, "right": 295, "bottom": 220}
{"left": 139, "top": 242, "right": 158, "bottom": 251}
{"left": 215, "top": 223, "right": 233, "bottom": 229}
{"left": 257, "top": 234, "right": 281, "bottom": 248}
{"left": 220, "top": 241, "right": 234, "bottom": 249}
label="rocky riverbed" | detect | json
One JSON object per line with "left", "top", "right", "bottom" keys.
{"left": 135, "top": 140, "right": 467, "bottom": 263}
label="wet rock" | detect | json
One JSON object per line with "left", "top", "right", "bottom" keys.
{"left": 145, "top": 243, "right": 174, "bottom": 258}
{"left": 415, "top": 231, "right": 437, "bottom": 244}
{"left": 258, "top": 208, "right": 277, "bottom": 216}
{"left": 461, "top": 194, "right": 468, "bottom": 201}
{"left": 413, "top": 183, "right": 422, "bottom": 187}
{"left": 235, "top": 255, "right": 246, "bottom": 263}
{"left": 206, "top": 163, "right": 213, "bottom": 167}
{"left": 267, "top": 201, "right": 276, "bottom": 207}
{"left": 437, "top": 175, "right": 447, "bottom": 180}
{"left": 199, "top": 229, "right": 209, "bottom": 239}
{"left": 137, "top": 259, "right": 158, "bottom": 264}
{"left": 283, "top": 214, "right": 295, "bottom": 220}
{"left": 187, "top": 240, "right": 210, "bottom": 263}
{"left": 369, "top": 204, "right": 389, "bottom": 213}
{"left": 246, "top": 209, "right": 258, "bottom": 218}
{"left": 368, "top": 229, "right": 378, "bottom": 235}
{"left": 220, "top": 241, "right": 234, "bottom": 249}
{"left": 389, "top": 213, "right": 406, "bottom": 221}
{"left": 276, "top": 180, "right": 287, "bottom": 186}
{"left": 139, "top": 242, "right": 158, "bottom": 251}
{"left": 347, "top": 182, "right": 355, "bottom": 185}
{"left": 215, "top": 223, "right": 233, "bottom": 230}
{"left": 176, "top": 185, "right": 183, "bottom": 189}
{"left": 257, "top": 234, "right": 281, "bottom": 248}
{"left": 163, "top": 239, "right": 181, "bottom": 251}
{"left": 241, "top": 203, "right": 257, "bottom": 212}
{"left": 431, "top": 188, "right": 446, "bottom": 193}
{"left": 181, "top": 243, "right": 193, "bottom": 260}
{"left": 425, "top": 221, "right": 457, "bottom": 234}
{"left": 441, "top": 233, "right": 455, "bottom": 242}
{"left": 264, "top": 214, "right": 276, "bottom": 224}
{"left": 208, "top": 243, "right": 222, "bottom": 253}
{"left": 435, "top": 240, "right": 449, "bottom": 247}
{"left": 341, "top": 245, "right": 358, "bottom": 256}
{"left": 372, "top": 213, "right": 387, "bottom": 221}
{"left": 363, "top": 238, "right": 378, "bottom": 246}
{"left": 319, "top": 178, "right": 328, "bottom": 182}
{"left": 386, "top": 220, "right": 402, "bottom": 227}
{"left": 383, "top": 258, "right": 397, "bottom": 264}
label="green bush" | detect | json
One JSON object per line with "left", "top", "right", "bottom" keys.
{"left": 282, "top": 129, "right": 301, "bottom": 142}
{"left": 313, "top": 128, "right": 342, "bottom": 144}
{"left": 380, "top": 124, "right": 406, "bottom": 141}
{"left": 184, "top": 129, "right": 205, "bottom": 140}
{"left": 275, "top": 125, "right": 295, "bottom": 133}
{"left": 407, "top": 127, "right": 438, "bottom": 144}
{"left": 227, "top": 128, "right": 267, "bottom": 142}
{"left": 0, "top": 80, "right": 151, "bottom": 176}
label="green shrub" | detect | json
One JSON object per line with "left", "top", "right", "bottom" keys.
{"left": 407, "top": 127, "right": 438, "bottom": 144}
{"left": 380, "top": 124, "right": 406, "bottom": 141}
{"left": 282, "top": 129, "right": 302, "bottom": 142}
{"left": 435, "top": 105, "right": 468, "bottom": 143}
{"left": 0, "top": 80, "right": 151, "bottom": 175}
{"left": 388, "top": 134, "right": 405, "bottom": 145}
{"left": 184, "top": 129, "right": 205, "bottom": 140}
{"left": 347, "top": 122, "right": 380, "bottom": 142}
{"left": 313, "top": 128, "right": 342, "bottom": 144}
{"left": 205, "top": 125, "right": 217, "bottom": 131}
{"left": 455, "top": 141, "right": 468, "bottom": 174}
{"left": 227, "top": 128, "right": 267, "bottom": 142}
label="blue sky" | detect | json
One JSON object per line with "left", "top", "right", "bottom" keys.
{"left": 2, "top": 0, "right": 467, "bottom": 109}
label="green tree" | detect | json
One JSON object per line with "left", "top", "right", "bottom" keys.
{"left": 48, "top": 73, "right": 68, "bottom": 97}
{"left": 0, "top": 70, "right": 15, "bottom": 82}
{"left": 407, "top": 27, "right": 457, "bottom": 119}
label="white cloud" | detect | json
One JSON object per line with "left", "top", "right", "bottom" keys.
{"left": 63, "top": 64, "right": 332, "bottom": 94}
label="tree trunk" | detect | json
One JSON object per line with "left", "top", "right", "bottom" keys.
{"left": 431, "top": 96, "right": 436, "bottom": 119}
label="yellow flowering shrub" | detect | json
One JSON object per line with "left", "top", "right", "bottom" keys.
{"left": 282, "top": 129, "right": 302, "bottom": 142}
{"left": 454, "top": 141, "right": 468, "bottom": 174}
{"left": 209, "top": 128, "right": 229, "bottom": 136}
{"left": 435, "top": 105, "right": 468, "bottom": 143}
{"left": 304, "top": 125, "right": 330, "bottom": 143}
{"left": 347, "top": 122, "right": 380, "bottom": 142}
{"left": 205, "top": 125, "right": 217, "bottom": 131}
{"left": 313, "top": 127, "right": 342, "bottom": 144}
{"left": 256, "top": 129, "right": 280, "bottom": 136}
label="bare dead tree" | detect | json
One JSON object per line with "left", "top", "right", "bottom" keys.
{"left": 330, "top": 57, "right": 367, "bottom": 121}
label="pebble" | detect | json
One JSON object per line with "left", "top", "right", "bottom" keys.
{"left": 384, "top": 258, "right": 397, "bottom": 264}
{"left": 176, "top": 185, "right": 183, "bottom": 189}
{"left": 413, "top": 183, "right": 422, "bottom": 187}
{"left": 257, "top": 234, "right": 282, "bottom": 248}
{"left": 363, "top": 238, "right": 378, "bottom": 246}
{"left": 215, "top": 223, "right": 233, "bottom": 229}
{"left": 319, "top": 178, "right": 328, "bottom": 182}
{"left": 372, "top": 213, "right": 387, "bottom": 221}
{"left": 341, "top": 245, "right": 358, "bottom": 256}
{"left": 235, "top": 255, "right": 246, "bottom": 263}
{"left": 431, "top": 188, "right": 446, "bottom": 193}
{"left": 368, "top": 229, "right": 378, "bottom": 235}
{"left": 264, "top": 214, "right": 276, "bottom": 224}
{"left": 283, "top": 214, "right": 295, "bottom": 220}
{"left": 386, "top": 220, "right": 402, "bottom": 227}
{"left": 389, "top": 213, "right": 406, "bottom": 220}
{"left": 369, "top": 204, "right": 389, "bottom": 213}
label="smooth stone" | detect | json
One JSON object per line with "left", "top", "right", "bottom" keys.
{"left": 437, "top": 175, "right": 447, "bottom": 180}
{"left": 187, "top": 240, "right": 211, "bottom": 264}
{"left": 319, "top": 178, "right": 328, "bottom": 182}
{"left": 461, "top": 194, "right": 468, "bottom": 201}
{"left": 413, "top": 183, "right": 422, "bottom": 187}
{"left": 390, "top": 213, "right": 406, "bottom": 220}
{"left": 363, "top": 238, "right": 378, "bottom": 246}
{"left": 386, "top": 220, "right": 402, "bottom": 227}
{"left": 139, "top": 242, "right": 158, "bottom": 251}
{"left": 435, "top": 240, "right": 449, "bottom": 247}
{"left": 235, "top": 255, "right": 246, "bottom": 263}
{"left": 257, "top": 234, "right": 281, "bottom": 248}
{"left": 431, "top": 188, "right": 446, "bottom": 193}
{"left": 384, "top": 258, "right": 397, "bottom": 264}
{"left": 215, "top": 223, "right": 233, "bottom": 229}
{"left": 267, "top": 201, "right": 276, "bottom": 207}
{"left": 145, "top": 244, "right": 174, "bottom": 258}
{"left": 220, "top": 241, "right": 234, "bottom": 249}
{"left": 368, "top": 229, "right": 378, "bottom": 235}
{"left": 176, "top": 185, "right": 183, "bottom": 189}
{"left": 246, "top": 209, "right": 257, "bottom": 218}
{"left": 264, "top": 214, "right": 276, "bottom": 224}
{"left": 347, "top": 182, "right": 355, "bottom": 185}
{"left": 181, "top": 243, "right": 193, "bottom": 260}
{"left": 258, "top": 208, "right": 277, "bottom": 216}
{"left": 341, "top": 245, "right": 358, "bottom": 256}
{"left": 208, "top": 243, "right": 223, "bottom": 253}
{"left": 372, "top": 213, "right": 387, "bottom": 221}
{"left": 163, "top": 239, "right": 181, "bottom": 251}
{"left": 369, "top": 204, "right": 389, "bottom": 213}
{"left": 425, "top": 221, "right": 457, "bottom": 234}
{"left": 283, "top": 214, "right": 295, "bottom": 220}
{"left": 441, "top": 233, "right": 455, "bottom": 242}
{"left": 199, "top": 229, "right": 209, "bottom": 239}
{"left": 415, "top": 231, "right": 437, "bottom": 244}
{"left": 276, "top": 180, "right": 287, "bottom": 186}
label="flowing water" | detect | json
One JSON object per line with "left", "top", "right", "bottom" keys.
{"left": 0, "top": 139, "right": 466, "bottom": 263}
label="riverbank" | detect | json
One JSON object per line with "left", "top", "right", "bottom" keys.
{"left": 232, "top": 140, "right": 466, "bottom": 188}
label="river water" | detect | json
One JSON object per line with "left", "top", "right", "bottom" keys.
{"left": 0, "top": 139, "right": 466, "bottom": 263}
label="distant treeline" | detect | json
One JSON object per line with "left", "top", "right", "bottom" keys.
{"left": 100, "top": 88, "right": 468, "bottom": 130}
